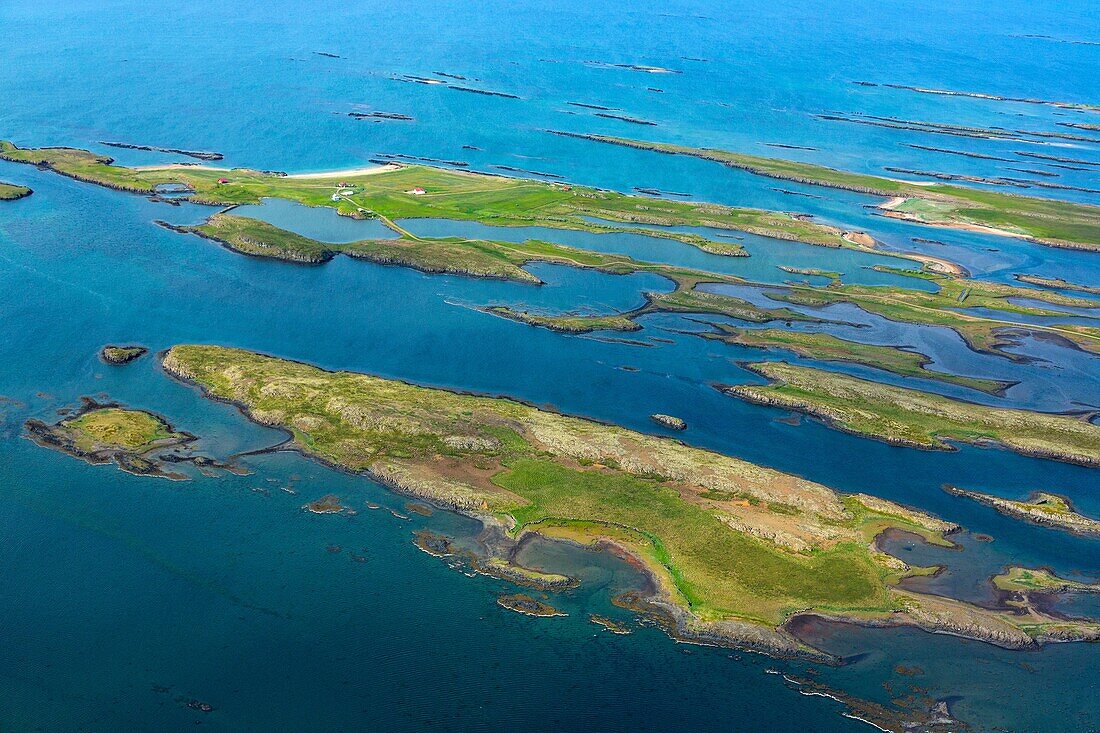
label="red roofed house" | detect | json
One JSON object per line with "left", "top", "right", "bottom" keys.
{"left": 217, "top": 178, "right": 229, "bottom": 184}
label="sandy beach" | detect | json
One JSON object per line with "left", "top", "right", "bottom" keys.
{"left": 133, "top": 162, "right": 403, "bottom": 177}
{"left": 285, "top": 164, "right": 402, "bottom": 179}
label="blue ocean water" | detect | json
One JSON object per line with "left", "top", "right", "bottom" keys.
{"left": 1, "top": 1, "right": 1098, "bottom": 731}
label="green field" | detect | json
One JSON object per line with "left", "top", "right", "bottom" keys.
{"left": 497, "top": 458, "right": 886, "bottom": 620}
{"left": 557, "top": 133, "right": 1100, "bottom": 251}
{"left": 65, "top": 408, "right": 180, "bottom": 453}
{"left": 725, "top": 362, "right": 1100, "bottom": 465}
{"left": 0, "top": 140, "right": 867, "bottom": 252}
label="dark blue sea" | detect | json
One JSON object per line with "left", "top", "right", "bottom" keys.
{"left": 1, "top": 1, "right": 1098, "bottom": 730}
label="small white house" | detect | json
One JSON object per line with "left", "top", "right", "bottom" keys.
{"left": 407, "top": 187, "right": 426, "bottom": 195}
{"left": 331, "top": 193, "right": 342, "bottom": 202}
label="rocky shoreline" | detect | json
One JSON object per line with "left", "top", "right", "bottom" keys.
{"left": 98, "top": 141, "right": 223, "bottom": 161}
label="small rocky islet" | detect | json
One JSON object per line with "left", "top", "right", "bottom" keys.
{"left": 496, "top": 593, "right": 567, "bottom": 618}
{"left": 99, "top": 344, "right": 148, "bottom": 365}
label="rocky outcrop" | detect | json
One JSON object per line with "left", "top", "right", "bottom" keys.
{"left": 99, "top": 345, "right": 148, "bottom": 365}
{"left": 650, "top": 413, "right": 687, "bottom": 430}
{"left": 97, "top": 141, "right": 223, "bottom": 161}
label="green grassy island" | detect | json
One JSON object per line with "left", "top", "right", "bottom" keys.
{"left": 702, "top": 326, "right": 1012, "bottom": 393}
{"left": 160, "top": 344, "right": 1100, "bottom": 655}
{"left": 0, "top": 181, "right": 32, "bottom": 200}
{"left": 946, "top": 487, "right": 1100, "bottom": 536}
{"left": 992, "top": 566, "right": 1100, "bottom": 594}
{"left": 778, "top": 266, "right": 841, "bottom": 280}
{"left": 25, "top": 401, "right": 195, "bottom": 478}
{"left": 480, "top": 259, "right": 1099, "bottom": 363}
{"left": 723, "top": 363, "right": 1100, "bottom": 466}
{"left": 484, "top": 306, "right": 642, "bottom": 333}
{"left": 0, "top": 140, "right": 869, "bottom": 254}
{"left": 553, "top": 132, "right": 1100, "bottom": 252}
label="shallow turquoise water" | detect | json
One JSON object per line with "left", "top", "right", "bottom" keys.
{"left": 1, "top": 1, "right": 1099, "bottom": 731}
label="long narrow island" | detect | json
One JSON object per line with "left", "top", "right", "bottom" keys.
{"left": 550, "top": 132, "right": 1100, "bottom": 252}
{"left": 160, "top": 344, "right": 1100, "bottom": 656}
{"left": 721, "top": 362, "right": 1100, "bottom": 466}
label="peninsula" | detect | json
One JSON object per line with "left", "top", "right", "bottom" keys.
{"left": 1013, "top": 274, "right": 1100, "bottom": 296}
{"left": 765, "top": 267, "right": 1100, "bottom": 358}
{"left": 482, "top": 286, "right": 823, "bottom": 334}
{"left": 166, "top": 212, "right": 744, "bottom": 286}
{"left": 992, "top": 566, "right": 1100, "bottom": 595}
{"left": 160, "top": 344, "right": 1100, "bottom": 655}
{"left": 489, "top": 264, "right": 1100, "bottom": 362}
